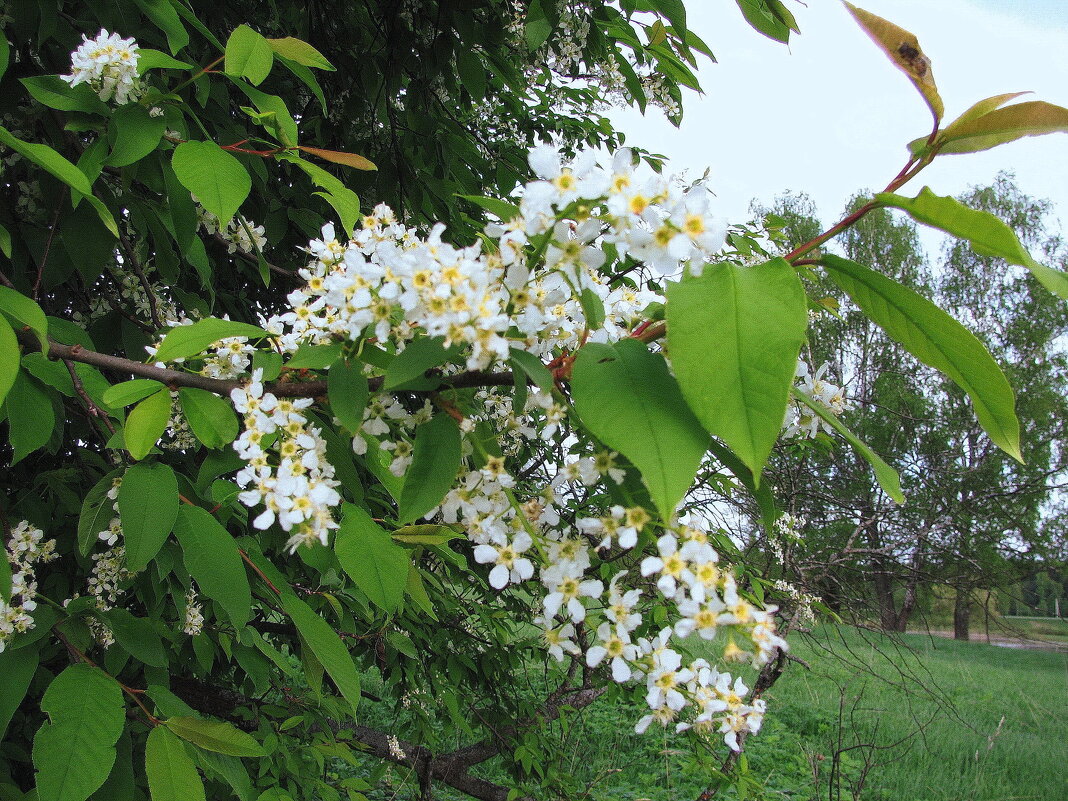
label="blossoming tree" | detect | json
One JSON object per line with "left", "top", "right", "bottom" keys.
{"left": 1, "top": 2, "right": 1067, "bottom": 800}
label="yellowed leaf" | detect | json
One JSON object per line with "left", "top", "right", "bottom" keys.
{"left": 909, "top": 93, "right": 1031, "bottom": 156}
{"left": 298, "top": 145, "right": 377, "bottom": 171}
{"left": 844, "top": 2, "right": 943, "bottom": 124}
{"left": 934, "top": 100, "right": 1068, "bottom": 155}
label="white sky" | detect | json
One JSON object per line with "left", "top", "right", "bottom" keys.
{"left": 609, "top": 0, "right": 1068, "bottom": 235}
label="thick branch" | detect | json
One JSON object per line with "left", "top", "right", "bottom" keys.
{"left": 15, "top": 328, "right": 516, "bottom": 398}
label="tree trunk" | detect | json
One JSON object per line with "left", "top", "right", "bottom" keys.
{"left": 894, "top": 523, "right": 930, "bottom": 632}
{"left": 953, "top": 587, "right": 971, "bottom": 640}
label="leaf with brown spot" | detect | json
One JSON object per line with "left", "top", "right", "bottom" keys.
{"left": 297, "top": 145, "right": 377, "bottom": 171}
{"left": 844, "top": 2, "right": 943, "bottom": 124}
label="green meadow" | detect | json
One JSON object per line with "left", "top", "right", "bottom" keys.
{"left": 358, "top": 626, "right": 1068, "bottom": 800}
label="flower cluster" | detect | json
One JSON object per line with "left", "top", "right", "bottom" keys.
{"left": 182, "top": 587, "right": 204, "bottom": 636}
{"left": 1, "top": 522, "right": 57, "bottom": 653}
{"left": 260, "top": 144, "right": 719, "bottom": 377}
{"left": 160, "top": 393, "right": 199, "bottom": 451}
{"left": 61, "top": 29, "right": 143, "bottom": 105}
{"left": 215, "top": 144, "right": 787, "bottom": 753}
{"left": 196, "top": 203, "right": 268, "bottom": 256}
{"left": 784, "top": 360, "right": 852, "bottom": 439}
{"left": 232, "top": 370, "right": 341, "bottom": 552}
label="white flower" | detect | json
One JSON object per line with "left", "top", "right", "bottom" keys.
{"left": 541, "top": 562, "right": 602, "bottom": 623}
{"left": 473, "top": 532, "right": 534, "bottom": 589}
{"left": 62, "top": 29, "right": 143, "bottom": 105}
{"left": 585, "top": 622, "right": 637, "bottom": 682}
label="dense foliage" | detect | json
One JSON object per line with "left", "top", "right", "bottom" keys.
{"left": 1, "top": 2, "right": 1067, "bottom": 801}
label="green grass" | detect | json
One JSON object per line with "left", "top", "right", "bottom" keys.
{"left": 747, "top": 627, "right": 1068, "bottom": 800}
{"left": 351, "top": 626, "right": 1068, "bottom": 800}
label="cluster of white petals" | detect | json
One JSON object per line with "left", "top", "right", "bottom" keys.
{"left": 784, "top": 360, "right": 853, "bottom": 439}
{"left": 231, "top": 370, "right": 341, "bottom": 552}
{"left": 182, "top": 587, "right": 204, "bottom": 635}
{"left": 1, "top": 522, "right": 57, "bottom": 653}
{"left": 61, "top": 29, "right": 143, "bottom": 105}
{"left": 196, "top": 203, "right": 268, "bottom": 255}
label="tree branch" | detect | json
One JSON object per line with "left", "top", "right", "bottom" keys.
{"left": 14, "top": 327, "right": 517, "bottom": 398}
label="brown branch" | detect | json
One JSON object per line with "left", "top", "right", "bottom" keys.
{"left": 32, "top": 193, "right": 65, "bottom": 300}
{"left": 14, "top": 327, "right": 517, "bottom": 399}
{"left": 64, "top": 357, "right": 116, "bottom": 435}
{"left": 116, "top": 230, "right": 163, "bottom": 330}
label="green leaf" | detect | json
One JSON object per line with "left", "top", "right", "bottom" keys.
{"left": 0, "top": 315, "right": 17, "bottom": 407}
{"left": 103, "top": 608, "right": 167, "bottom": 667}
{"left": 153, "top": 318, "right": 267, "bottom": 363}
{"left": 278, "top": 154, "right": 360, "bottom": 235}
{"left": 579, "top": 287, "right": 605, "bottom": 330}
{"left": 281, "top": 593, "right": 362, "bottom": 715}
{"left": 876, "top": 187, "right": 1068, "bottom": 301}
{"left": 124, "top": 388, "right": 171, "bottom": 460}
{"left": 33, "top": 664, "right": 124, "bottom": 801}
{"left": 405, "top": 565, "right": 437, "bottom": 620}
{"left": 0, "top": 285, "right": 49, "bottom": 350}
{"left": 172, "top": 141, "right": 251, "bottom": 225}
{"left": 225, "top": 25, "right": 274, "bottom": 85}
{"left": 0, "top": 648, "right": 38, "bottom": 740}
{"left": 458, "top": 194, "right": 521, "bottom": 222}
{"left": 843, "top": 2, "right": 943, "bottom": 123}
{"left": 179, "top": 388, "right": 238, "bottom": 449}
{"left": 285, "top": 342, "right": 343, "bottom": 369}
{"left": 328, "top": 358, "right": 368, "bottom": 432}
{"left": 571, "top": 339, "right": 708, "bottom": 519}
{"left": 4, "top": 371, "right": 55, "bottom": 464}
{"left": 0, "top": 26, "right": 7, "bottom": 82}
{"left": 232, "top": 82, "right": 298, "bottom": 147}
{"left": 133, "top": 0, "right": 190, "bottom": 55}
{"left": 456, "top": 48, "right": 487, "bottom": 102}
{"left": 0, "top": 552, "right": 8, "bottom": 604}
{"left": 509, "top": 348, "right": 553, "bottom": 392}
{"left": 384, "top": 337, "right": 449, "bottom": 390}
{"left": 118, "top": 461, "right": 179, "bottom": 572}
{"left": 930, "top": 100, "right": 1068, "bottom": 156}
{"left": 793, "top": 388, "right": 904, "bottom": 503}
{"left": 392, "top": 525, "right": 462, "bottom": 545}
{"left": 137, "top": 48, "right": 194, "bottom": 72}
{"left": 0, "top": 126, "right": 117, "bottom": 236}
{"left": 252, "top": 350, "right": 283, "bottom": 381}
{"left": 165, "top": 716, "right": 265, "bottom": 757}
{"left": 397, "top": 415, "right": 462, "bottom": 524}
{"left": 107, "top": 104, "right": 166, "bottom": 168}
{"left": 145, "top": 726, "right": 206, "bottom": 801}
{"left": 104, "top": 379, "right": 167, "bottom": 410}
{"left": 735, "top": 0, "right": 791, "bottom": 44}
{"left": 78, "top": 468, "right": 123, "bottom": 556}
{"left": 335, "top": 505, "right": 409, "bottom": 613}
{"left": 666, "top": 258, "right": 808, "bottom": 479}
{"left": 525, "top": 0, "right": 555, "bottom": 50}
{"left": 173, "top": 505, "right": 251, "bottom": 628}
{"left": 267, "top": 37, "right": 334, "bottom": 70}
{"left": 19, "top": 76, "right": 109, "bottom": 115}
{"left": 821, "top": 254, "right": 1021, "bottom": 461}
{"left": 274, "top": 54, "right": 327, "bottom": 113}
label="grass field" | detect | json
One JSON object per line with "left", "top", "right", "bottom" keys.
{"left": 356, "top": 626, "right": 1068, "bottom": 800}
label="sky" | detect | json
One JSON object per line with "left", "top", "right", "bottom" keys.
{"left": 608, "top": 0, "right": 1068, "bottom": 240}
